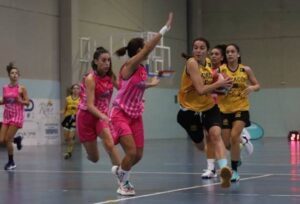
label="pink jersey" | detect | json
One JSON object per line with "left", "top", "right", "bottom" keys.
{"left": 112, "top": 64, "right": 147, "bottom": 118}
{"left": 78, "top": 71, "right": 113, "bottom": 115}
{"left": 2, "top": 84, "right": 24, "bottom": 127}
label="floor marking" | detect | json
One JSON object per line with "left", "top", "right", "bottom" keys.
{"left": 1, "top": 169, "right": 299, "bottom": 176}
{"left": 270, "top": 194, "right": 300, "bottom": 197}
{"left": 94, "top": 174, "right": 273, "bottom": 204}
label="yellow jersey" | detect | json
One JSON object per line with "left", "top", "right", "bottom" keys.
{"left": 218, "top": 64, "right": 250, "bottom": 113}
{"left": 178, "top": 58, "right": 215, "bottom": 112}
{"left": 64, "top": 95, "right": 79, "bottom": 117}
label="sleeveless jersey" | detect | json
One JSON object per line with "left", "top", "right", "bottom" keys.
{"left": 64, "top": 95, "right": 79, "bottom": 117}
{"left": 177, "top": 58, "right": 215, "bottom": 112}
{"left": 218, "top": 64, "right": 250, "bottom": 113}
{"left": 78, "top": 71, "right": 114, "bottom": 115}
{"left": 112, "top": 64, "right": 147, "bottom": 118}
{"left": 2, "top": 84, "right": 24, "bottom": 125}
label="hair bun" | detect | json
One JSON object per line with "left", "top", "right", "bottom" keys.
{"left": 96, "top": 46, "right": 105, "bottom": 51}
{"left": 6, "top": 62, "right": 15, "bottom": 73}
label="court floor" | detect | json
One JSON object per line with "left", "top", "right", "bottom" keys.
{"left": 0, "top": 137, "right": 299, "bottom": 204}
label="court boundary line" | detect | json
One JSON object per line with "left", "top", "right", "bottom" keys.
{"left": 93, "top": 174, "right": 273, "bottom": 204}
{"left": 2, "top": 169, "right": 299, "bottom": 176}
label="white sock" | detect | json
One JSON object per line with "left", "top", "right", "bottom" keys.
{"left": 119, "top": 167, "right": 130, "bottom": 183}
{"left": 207, "top": 159, "right": 215, "bottom": 171}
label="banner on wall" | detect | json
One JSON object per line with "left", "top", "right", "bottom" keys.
{"left": 0, "top": 98, "right": 61, "bottom": 146}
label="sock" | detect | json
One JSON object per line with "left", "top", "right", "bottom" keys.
{"left": 119, "top": 167, "right": 130, "bottom": 183}
{"left": 67, "top": 141, "right": 74, "bottom": 153}
{"left": 207, "top": 159, "right": 215, "bottom": 171}
{"left": 217, "top": 159, "right": 228, "bottom": 169}
{"left": 8, "top": 154, "right": 14, "bottom": 163}
{"left": 231, "top": 160, "right": 239, "bottom": 171}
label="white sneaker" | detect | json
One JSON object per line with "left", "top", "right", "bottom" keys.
{"left": 201, "top": 169, "right": 217, "bottom": 179}
{"left": 241, "top": 129, "right": 253, "bottom": 156}
{"left": 242, "top": 136, "right": 253, "bottom": 156}
{"left": 117, "top": 181, "right": 136, "bottom": 196}
{"left": 220, "top": 166, "right": 232, "bottom": 188}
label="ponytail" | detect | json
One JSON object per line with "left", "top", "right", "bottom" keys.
{"left": 181, "top": 53, "right": 192, "bottom": 60}
{"left": 115, "top": 46, "right": 127, "bottom": 57}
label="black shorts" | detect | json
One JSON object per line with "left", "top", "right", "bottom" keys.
{"left": 61, "top": 115, "right": 76, "bottom": 130}
{"left": 221, "top": 111, "right": 250, "bottom": 129}
{"left": 177, "top": 105, "right": 221, "bottom": 143}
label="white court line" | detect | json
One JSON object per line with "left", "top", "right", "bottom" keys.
{"left": 2, "top": 169, "right": 299, "bottom": 176}
{"left": 93, "top": 174, "right": 273, "bottom": 204}
{"left": 271, "top": 194, "right": 300, "bottom": 197}
{"left": 192, "top": 192, "right": 300, "bottom": 198}
{"left": 165, "top": 162, "right": 297, "bottom": 167}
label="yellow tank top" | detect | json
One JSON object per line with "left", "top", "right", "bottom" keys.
{"left": 218, "top": 64, "right": 250, "bottom": 113}
{"left": 64, "top": 95, "right": 80, "bottom": 117}
{"left": 178, "top": 58, "right": 215, "bottom": 112}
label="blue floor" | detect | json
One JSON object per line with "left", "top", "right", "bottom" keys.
{"left": 0, "top": 137, "right": 299, "bottom": 204}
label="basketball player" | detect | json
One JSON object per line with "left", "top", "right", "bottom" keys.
{"left": 110, "top": 13, "right": 173, "bottom": 196}
{"left": 0, "top": 62, "right": 29, "bottom": 170}
{"left": 177, "top": 38, "right": 233, "bottom": 188}
{"left": 202, "top": 45, "right": 254, "bottom": 179}
{"left": 76, "top": 46, "right": 121, "bottom": 175}
{"left": 61, "top": 84, "right": 80, "bottom": 159}
{"left": 218, "top": 44, "right": 260, "bottom": 182}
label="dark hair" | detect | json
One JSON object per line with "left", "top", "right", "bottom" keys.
{"left": 71, "top": 83, "right": 80, "bottom": 90}
{"left": 68, "top": 83, "right": 80, "bottom": 95}
{"left": 91, "top": 46, "right": 113, "bottom": 77}
{"left": 212, "top": 44, "right": 227, "bottom": 64}
{"left": 181, "top": 37, "right": 210, "bottom": 60}
{"left": 181, "top": 53, "right": 192, "bottom": 60}
{"left": 6, "top": 62, "right": 19, "bottom": 75}
{"left": 193, "top": 37, "right": 210, "bottom": 50}
{"left": 115, "top": 37, "right": 144, "bottom": 58}
{"left": 226, "top": 43, "right": 242, "bottom": 63}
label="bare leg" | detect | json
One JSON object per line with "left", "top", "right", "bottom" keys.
{"left": 6, "top": 125, "right": 19, "bottom": 156}
{"left": 208, "top": 126, "right": 226, "bottom": 160}
{"left": 221, "top": 129, "right": 231, "bottom": 150}
{"left": 230, "top": 121, "right": 245, "bottom": 162}
{"left": 0, "top": 124, "right": 8, "bottom": 144}
{"left": 99, "top": 128, "right": 121, "bottom": 166}
{"left": 131, "top": 147, "right": 143, "bottom": 167}
{"left": 82, "top": 140, "right": 99, "bottom": 163}
{"left": 119, "top": 135, "right": 137, "bottom": 171}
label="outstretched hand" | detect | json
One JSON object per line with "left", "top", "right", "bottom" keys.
{"left": 165, "top": 12, "right": 173, "bottom": 29}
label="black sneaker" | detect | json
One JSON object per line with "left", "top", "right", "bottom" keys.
{"left": 64, "top": 152, "right": 72, "bottom": 160}
{"left": 4, "top": 161, "right": 16, "bottom": 171}
{"left": 13, "top": 136, "right": 23, "bottom": 150}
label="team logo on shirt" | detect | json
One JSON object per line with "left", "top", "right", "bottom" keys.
{"left": 222, "top": 119, "right": 229, "bottom": 126}
{"left": 235, "top": 112, "right": 242, "bottom": 118}
{"left": 5, "top": 97, "right": 17, "bottom": 104}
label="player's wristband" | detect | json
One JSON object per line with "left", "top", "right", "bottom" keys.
{"left": 159, "top": 25, "right": 170, "bottom": 35}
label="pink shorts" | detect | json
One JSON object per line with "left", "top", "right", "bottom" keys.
{"left": 110, "top": 107, "right": 144, "bottom": 148}
{"left": 3, "top": 111, "right": 23, "bottom": 128}
{"left": 76, "top": 109, "right": 109, "bottom": 143}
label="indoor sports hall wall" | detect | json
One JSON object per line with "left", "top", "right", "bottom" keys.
{"left": 0, "top": 0, "right": 61, "bottom": 145}
{"left": 198, "top": 0, "right": 300, "bottom": 137}
{"left": 75, "top": 0, "right": 188, "bottom": 139}
{"left": 1, "top": 0, "right": 299, "bottom": 144}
